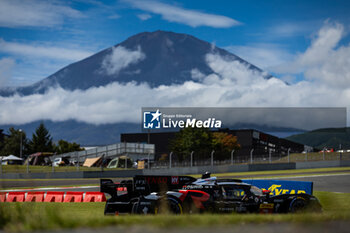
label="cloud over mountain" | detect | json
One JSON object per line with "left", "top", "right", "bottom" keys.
{"left": 101, "top": 46, "right": 145, "bottom": 75}
{"left": 1, "top": 24, "right": 350, "bottom": 127}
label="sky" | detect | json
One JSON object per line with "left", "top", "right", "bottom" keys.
{"left": 0, "top": 0, "right": 350, "bottom": 126}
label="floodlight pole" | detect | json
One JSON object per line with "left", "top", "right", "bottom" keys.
{"left": 269, "top": 148, "right": 272, "bottom": 163}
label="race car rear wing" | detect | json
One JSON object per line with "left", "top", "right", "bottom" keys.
{"left": 100, "top": 175, "right": 197, "bottom": 197}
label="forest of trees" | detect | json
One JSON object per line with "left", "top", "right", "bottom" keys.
{"left": 0, "top": 122, "right": 83, "bottom": 158}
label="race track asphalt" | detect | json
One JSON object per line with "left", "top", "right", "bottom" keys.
{"left": 1, "top": 169, "right": 350, "bottom": 193}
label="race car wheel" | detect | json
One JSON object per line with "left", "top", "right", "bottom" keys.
{"left": 156, "top": 197, "right": 183, "bottom": 214}
{"left": 289, "top": 198, "right": 307, "bottom": 213}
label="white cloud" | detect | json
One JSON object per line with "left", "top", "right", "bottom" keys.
{"left": 268, "top": 23, "right": 310, "bottom": 38}
{"left": 125, "top": 0, "right": 240, "bottom": 28}
{"left": 0, "top": 58, "right": 15, "bottom": 86}
{"left": 0, "top": 0, "right": 83, "bottom": 28}
{"left": 101, "top": 45, "right": 146, "bottom": 75}
{"left": 1, "top": 23, "right": 350, "bottom": 126}
{"left": 225, "top": 44, "right": 294, "bottom": 69}
{"left": 272, "top": 22, "right": 350, "bottom": 88}
{"left": 108, "top": 14, "right": 121, "bottom": 19}
{"left": 137, "top": 13, "right": 152, "bottom": 21}
{"left": 0, "top": 39, "right": 93, "bottom": 61}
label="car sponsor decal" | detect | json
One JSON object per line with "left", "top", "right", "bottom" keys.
{"left": 242, "top": 179, "right": 313, "bottom": 195}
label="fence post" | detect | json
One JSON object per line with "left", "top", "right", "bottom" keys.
{"left": 148, "top": 153, "right": 150, "bottom": 169}
{"left": 191, "top": 151, "right": 194, "bottom": 167}
{"left": 323, "top": 149, "right": 325, "bottom": 161}
{"left": 287, "top": 148, "right": 291, "bottom": 163}
{"left": 0, "top": 157, "right": 2, "bottom": 174}
{"left": 27, "top": 157, "right": 29, "bottom": 173}
{"left": 250, "top": 149, "right": 254, "bottom": 164}
{"left": 305, "top": 151, "right": 308, "bottom": 162}
{"left": 100, "top": 154, "right": 104, "bottom": 172}
{"left": 269, "top": 149, "right": 272, "bottom": 163}
{"left": 211, "top": 150, "right": 215, "bottom": 167}
{"left": 52, "top": 156, "right": 55, "bottom": 173}
{"left": 169, "top": 152, "right": 173, "bottom": 168}
{"left": 76, "top": 152, "right": 80, "bottom": 171}
{"left": 231, "top": 149, "right": 234, "bottom": 165}
{"left": 125, "top": 153, "right": 127, "bottom": 170}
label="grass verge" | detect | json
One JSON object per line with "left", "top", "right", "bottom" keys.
{"left": 0, "top": 191, "right": 349, "bottom": 232}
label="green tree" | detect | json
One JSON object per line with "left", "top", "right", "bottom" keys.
{"left": 170, "top": 127, "right": 213, "bottom": 161}
{"left": 0, "top": 127, "right": 28, "bottom": 158}
{"left": 54, "top": 139, "right": 84, "bottom": 154}
{"left": 170, "top": 129, "right": 241, "bottom": 162}
{"left": 28, "top": 122, "right": 54, "bottom": 153}
{"left": 212, "top": 132, "right": 240, "bottom": 160}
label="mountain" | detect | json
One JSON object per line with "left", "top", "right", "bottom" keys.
{"left": 0, "top": 30, "right": 269, "bottom": 96}
{"left": 286, "top": 128, "right": 350, "bottom": 150}
{"left": 1, "top": 30, "right": 273, "bottom": 145}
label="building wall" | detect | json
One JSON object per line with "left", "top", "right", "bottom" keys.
{"left": 121, "top": 129, "right": 306, "bottom": 160}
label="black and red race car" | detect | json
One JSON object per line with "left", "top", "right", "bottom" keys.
{"left": 100, "top": 173, "right": 322, "bottom": 215}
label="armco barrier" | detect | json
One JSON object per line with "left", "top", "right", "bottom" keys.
{"left": 64, "top": 192, "right": 84, "bottom": 202}
{"left": 6, "top": 192, "right": 25, "bottom": 202}
{"left": 0, "top": 192, "right": 106, "bottom": 203}
{"left": 25, "top": 191, "right": 45, "bottom": 202}
{"left": 83, "top": 192, "right": 106, "bottom": 202}
{"left": 44, "top": 191, "right": 65, "bottom": 202}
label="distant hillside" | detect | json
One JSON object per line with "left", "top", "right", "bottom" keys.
{"left": 286, "top": 127, "right": 350, "bottom": 150}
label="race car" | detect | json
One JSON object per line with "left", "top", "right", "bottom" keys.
{"left": 100, "top": 172, "right": 322, "bottom": 215}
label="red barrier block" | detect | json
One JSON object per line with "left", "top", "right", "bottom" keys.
{"left": 0, "top": 192, "right": 7, "bottom": 202}
{"left": 6, "top": 192, "right": 25, "bottom": 202}
{"left": 44, "top": 191, "right": 64, "bottom": 202}
{"left": 83, "top": 192, "right": 106, "bottom": 202}
{"left": 25, "top": 191, "right": 45, "bottom": 202}
{"left": 64, "top": 192, "right": 84, "bottom": 202}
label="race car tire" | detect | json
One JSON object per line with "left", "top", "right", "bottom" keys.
{"left": 289, "top": 198, "right": 307, "bottom": 213}
{"left": 156, "top": 196, "right": 183, "bottom": 214}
